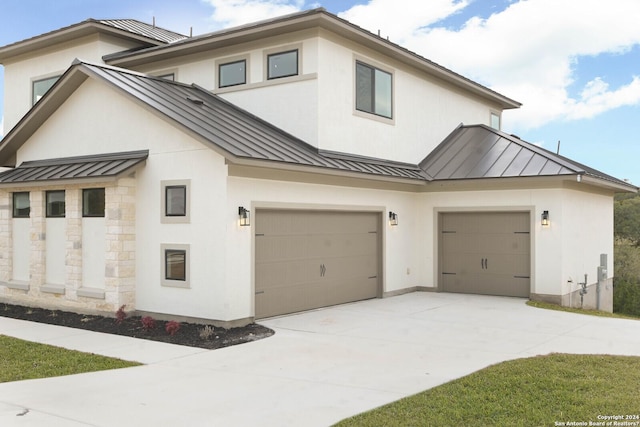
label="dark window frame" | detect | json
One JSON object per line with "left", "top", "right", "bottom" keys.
{"left": 12, "top": 192, "right": 30, "bottom": 218}
{"left": 46, "top": 190, "right": 66, "bottom": 218}
{"left": 82, "top": 188, "right": 105, "bottom": 218}
{"left": 165, "top": 249, "right": 187, "bottom": 281}
{"left": 165, "top": 185, "right": 187, "bottom": 217}
{"left": 355, "top": 61, "right": 393, "bottom": 119}
{"left": 267, "top": 49, "right": 299, "bottom": 80}
{"left": 219, "top": 59, "right": 247, "bottom": 88}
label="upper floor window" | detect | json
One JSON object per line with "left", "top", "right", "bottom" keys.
{"left": 12, "top": 192, "right": 30, "bottom": 218}
{"left": 219, "top": 60, "right": 246, "bottom": 88}
{"left": 32, "top": 76, "right": 60, "bottom": 105}
{"left": 161, "top": 180, "right": 190, "bottom": 224}
{"left": 46, "top": 190, "right": 66, "bottom": 218}
{"left": 267, "top": 50, "right": 298, "bottom": 80}
{"left": 355, "top": 61, "right": 392, "bottom": 119}
{"left": 82, "top": 188, "right": 105, "bottom": 218}
{"left": 490, "top": 112, "right": 501, "bottom": 130}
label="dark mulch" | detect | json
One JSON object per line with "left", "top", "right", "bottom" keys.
{"left": 0, "top": 303, "right": 274, "bottom": 350}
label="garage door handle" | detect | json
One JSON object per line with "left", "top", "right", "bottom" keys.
{"left": 485, "top": 258, "right": 488, "bottom": 269}
{"left": 320, "top": 264, "right": 326, "bottom": 277}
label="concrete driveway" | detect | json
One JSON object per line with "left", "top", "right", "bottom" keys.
{"left": 1, "top": 292, "right": 640, "bottom": 426}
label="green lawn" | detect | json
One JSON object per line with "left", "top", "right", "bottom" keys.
{"left": 0, "top": 335, "right": 140, "bottom": 383}
{"left": 527, "top": 300, "right": 640, "bottom": 320}
{"left": 335, "top": 354, "right": 640, "bottom": 427}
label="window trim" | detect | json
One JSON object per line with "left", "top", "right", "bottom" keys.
{"left": 265, "top": 46, "right": 301, "bottom": 81}
{"left": 45, "top": 190, "right": 66, "bottom": 218}
{"left": 161, "top": 179, "right": 191, "bottom": 224}
{"left": 12, "top": 192, "right": 30, "bottom": 218}
{"left": 82, "top": 188, "right": 105, "bottom": 218}
{"left": 161, "top": 244, "right": 190, "bottom": 288}
{"left": 32, "top": 74, "right": 61, "bottom": 105}
{"left": 354, "top": 59, "right": 394, "bottom": 120}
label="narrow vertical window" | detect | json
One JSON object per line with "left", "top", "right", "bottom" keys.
{"left": 82, "top": 188, "right": 105, "bottom": 217}
{"left": 165, "top": 249, "right": 186, "bottom": 281}
{"left": 355, "top": 61, "right": 392, "bottom": 119}
{"left": 12, "top": 192, "right": 30, "bottom": 218}
{"left": 490, "top": 112, "right": 501, "bottom": 130}
{"left": 165, "top": 185, "right": 186, "bottom": 216}
{"left": 46, "top": 190, "right": 66, "bottom": 218}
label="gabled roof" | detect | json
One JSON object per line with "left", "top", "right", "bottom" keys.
{"left": 420, "top": 124, "right": 635, "bottom": 190}
{"left": 0, "top": 150, "right": 148, "bottom": 184}
{"left": 0, "top": 19, "right": 187, "bottom": 63}
{"left": 0, "top": 61, "right": 426, "bottom": 183}
{"left": 0, "top": 61, "right": 633, "bottom": 192}
{"left": 104, "top": 8, "right": 521, "bottom": 111}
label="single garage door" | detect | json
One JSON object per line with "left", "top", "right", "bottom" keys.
{"left": 439, "top": 212, "right": 530, "bottom": 297}
{"left": 255, "top": 210, "right": 380, "bottom": 319}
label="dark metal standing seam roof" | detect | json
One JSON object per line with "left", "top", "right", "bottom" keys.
{"left": 97, "top": 20, "right": 188, "bottom": 44}
{"left": 0, "top": 151, "right": 149, "bottom": 184}
{"left": 77, "top": 62, "right": 427, "bottom": 181}
{"left": 419, "top": 124, "right": 632, "bottom": 188}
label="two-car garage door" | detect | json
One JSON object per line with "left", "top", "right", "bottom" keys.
{"left": 255, "top": 210, "right": 380, "bottom": 319}
{"left": 439, "top": 212, "right": 531, "bottom": 298}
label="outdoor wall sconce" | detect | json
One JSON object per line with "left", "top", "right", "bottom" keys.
{"left": 389, "top": 211, "right": 398, "bottom": 226}
{"left": 239, "top": 206, "right": 250, "bottom": 226}
{"left": 541, "top": 210, "right": 550, "bottom": 227}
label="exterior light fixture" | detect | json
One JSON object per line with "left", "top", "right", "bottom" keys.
{"left": 239, "top": 206, "right": 250, "bottom": 226}
{"left": 389, "top": 211, "right": 398, "bottom": 226}
{"left": 541, "top": 210, "right": 550, "bottom": 227}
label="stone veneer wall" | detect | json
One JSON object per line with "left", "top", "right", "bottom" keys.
{"left": 0, "top": 176, "right": 137, "bottom": 315}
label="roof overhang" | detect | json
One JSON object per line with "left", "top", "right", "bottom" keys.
{"left": 0, "top": 150, "right": 149, "bottom": 187}
{"left": 104, "top": 9, "right": 520, "bottom": 110}
{"left": 0, "top": 20, "right": 173, "bottom": 63}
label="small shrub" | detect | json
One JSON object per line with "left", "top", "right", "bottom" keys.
{"left": 199, "top": 325, "right": 215, "bottom": 340}
{"left": 141, "top": 316, "right": 156, "bottom": 331}
{"left": 165, "top": 320, "right": 181, "bottom": 336}
{"left": 115, "top": 305, "right": 127, "bottom": 325}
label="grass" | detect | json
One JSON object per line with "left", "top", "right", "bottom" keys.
{"left": 335, "top": 354, "right": 640, "bottom": 427}
{"left": 0, "top": 335, "right": 140, "bottom": 383}
{"left": 527, "top": 300, "right": 640, "bottom": 320}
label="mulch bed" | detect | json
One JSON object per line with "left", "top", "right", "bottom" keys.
{"left": 0, "top": 303, "right": 274, "bottom": 350}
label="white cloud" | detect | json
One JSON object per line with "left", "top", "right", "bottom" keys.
{"left": 203, "top": 0, "right": 305, "bottom": 28}
{"left": 338, "top": 0, "right": 640, "bottom": 131}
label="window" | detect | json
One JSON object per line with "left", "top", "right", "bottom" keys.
{"left": 267, "top": 50, "right": 298, "bottom": 79}
{"left": 46, "top": 190, "right": 65, "bottom": 218}
{"left": 355, "top": 61, "right": 392, "bottom": 119}
{"left": 82, "top": 188, "right": 105, "bottom": 217}
{"left": 165, "top": 185, "right": 186, "bottom": 216}
{"left": 161, "top": 180, "right": 190, "bottom": 223}
{"left": 490, "top": 112, "right": 501, "bottom": 130}
{"left": 12, "top": 192, "right": 30, "bottom": 218}
{"left": 219, "top": 60, "right": 246, "bottom": 88}
{"left": 161, "top": 244, "right": 190, "bottom": 288}
{"left": 32, "top": 76, "right": 60, "bottom": 105}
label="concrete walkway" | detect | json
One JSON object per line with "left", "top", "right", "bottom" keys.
{"left": 1, "top": 292, "right": 640, "bottom": 426}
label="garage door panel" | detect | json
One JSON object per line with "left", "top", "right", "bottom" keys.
{"left": 256, "top": 210, "right": 380, "bottom": 319}
{"left": 440, "top": 212, "right": 530, "bottom": 298}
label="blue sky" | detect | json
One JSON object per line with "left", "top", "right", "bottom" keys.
{"left": 1, "top": 0, "right": 639, "bottom": 184}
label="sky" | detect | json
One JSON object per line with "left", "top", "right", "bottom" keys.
{"left": 1, "top": 0, "right": 639, "bottom": 184}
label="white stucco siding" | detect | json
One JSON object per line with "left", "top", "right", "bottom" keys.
{"left": 2, "top": 34, "right": 143, "bottom": 134}
{"left": 227, "top": 176, "right": 422, "bottom": 320}
{"left": 316, "top": 34, "right": 500, "bottom": 164}
{"left": 14, "top": 77, "right": 230, "bottom": 320}
{"left": 560, "top": 188, "right": 614, "bottom": 295}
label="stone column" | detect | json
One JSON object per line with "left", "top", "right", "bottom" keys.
{"left": 65, "top": 187, "right": 83, "bottom": 299}
{"left": 29, "top": 190, "right": 46, "bottom": 290}
{"left": 0, "top": 190, "right": 12, "bottom": 283}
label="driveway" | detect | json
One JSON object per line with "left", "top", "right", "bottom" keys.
{"left": 1, "top": 292, "right": 640, "bottom": 426}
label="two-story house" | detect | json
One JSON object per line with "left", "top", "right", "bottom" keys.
{"left": 0, "top": 8, "right": 634, "bottom": 326}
